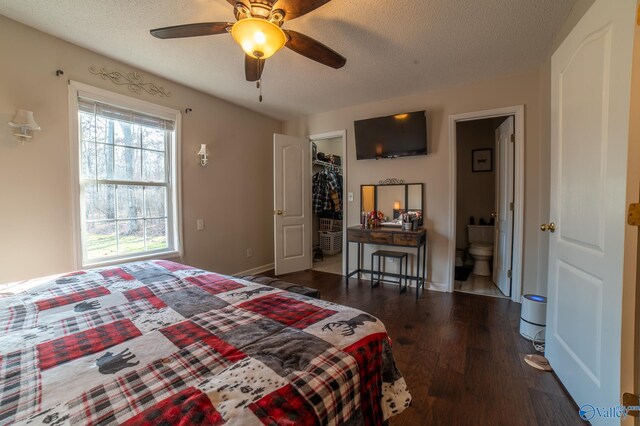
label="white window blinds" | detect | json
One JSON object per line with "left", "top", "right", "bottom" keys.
{"left": 78, "top": 98, "right": 175, "bottom": 131}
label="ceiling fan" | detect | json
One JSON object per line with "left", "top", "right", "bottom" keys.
{"left": 150, "top": 0, "right": 346, "bottom": 85}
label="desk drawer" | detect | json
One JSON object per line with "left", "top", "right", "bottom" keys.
{"left": 369, "top": 232, "right": 393, "bottom": 244}
{"left": 394, "top": 233, "right": 418, "bottom": 246}
{"left": 348, "top": 229, "right": 369, "bottom": 243}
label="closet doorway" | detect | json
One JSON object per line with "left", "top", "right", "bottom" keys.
{"left": 310, "top": 131, "right": 347, "bottom": 276}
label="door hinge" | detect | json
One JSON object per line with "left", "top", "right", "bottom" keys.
{"left": 628, "top": 203, "right": 640, "bottom": 226}
{"left": 509, "top": 202, "right": 514, "bottom": 211}
{"left": 507, "top": 270, "right": 512, "bottom": 279}
{"left": 622, "top": 393, "right": 639, "bottom": 417}
{"left": 510, "top": 134, "right": 515, "bottom": 143}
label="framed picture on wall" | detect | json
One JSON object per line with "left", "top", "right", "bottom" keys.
{"left": 472, "top": 148, "right": 493, "bottom": 172}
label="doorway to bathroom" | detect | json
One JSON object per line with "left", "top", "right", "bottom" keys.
{"left": 448, "top": 106, "right": 524, "bottom": 301}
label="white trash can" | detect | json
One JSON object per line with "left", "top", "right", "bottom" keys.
{"left": 519, "top": 294, "right": 547, "bottom": 341}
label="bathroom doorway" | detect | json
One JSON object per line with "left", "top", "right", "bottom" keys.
{"left": 448, "top": 106, "right": 524, "bottom": 300}
{"left": 310, "top": 131, "right": 347, "bottom": 276}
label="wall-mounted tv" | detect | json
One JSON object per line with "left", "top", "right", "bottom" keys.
{"left": 354, "top": 111, "right": 427, "bottom": 160}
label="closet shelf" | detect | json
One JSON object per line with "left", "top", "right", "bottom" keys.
{"left": 313, "top": 159, "right": 342, "bottom": 173}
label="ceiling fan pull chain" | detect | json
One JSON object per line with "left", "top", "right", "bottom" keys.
{"left": 258, "top": 79, "right": 263, "bottom": 102}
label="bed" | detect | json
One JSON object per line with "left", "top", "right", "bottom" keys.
{"left": 0, "top": 260, "right": 410, "bottom": 425}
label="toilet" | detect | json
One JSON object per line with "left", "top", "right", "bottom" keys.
{"left": 467, "top": 225, "right": 495, "bottom": 276}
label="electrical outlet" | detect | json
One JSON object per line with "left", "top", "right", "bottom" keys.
{"left": 348, "top": 192, "right": 354, "bottom": 202}
{"left": 196, "top": 219, "right": 205, "bottom": 231}
{"left": 246, "top": 248, "right": 253, "bottom": 258}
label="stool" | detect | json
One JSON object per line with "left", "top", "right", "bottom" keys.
{"left": 371, "top": 250, "right": 408, "bottom": 294}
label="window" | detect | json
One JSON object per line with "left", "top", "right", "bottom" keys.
{"left": 70, "top": 82, "right": 181, "bottom": 267}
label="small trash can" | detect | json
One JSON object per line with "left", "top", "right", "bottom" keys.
{"left": 519, "top": 294, "right": 547, "bottom": 341}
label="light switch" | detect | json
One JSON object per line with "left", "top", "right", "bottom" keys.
{"left": 348, "top": 192, "right": 354, "bottom": 202}
{"left": 196, "top": 219, "right": 205, "bottom": 231}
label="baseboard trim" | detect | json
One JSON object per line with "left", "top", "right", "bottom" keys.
{"left": 234, "top": 263, "right": 275, "bottom": 277}
{"left": 428, "top": 282, "right": 448, "bottom": 292}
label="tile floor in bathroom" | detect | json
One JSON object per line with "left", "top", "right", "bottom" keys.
{"left": 454, "top": 273, "right": 507, "bottom": 297}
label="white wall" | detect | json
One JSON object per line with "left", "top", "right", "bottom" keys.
{"left": 0, "top": 16, "right": 281, "bottom": 283}
{"left": 284, "top": 69, "right": 544, "bottom": 293}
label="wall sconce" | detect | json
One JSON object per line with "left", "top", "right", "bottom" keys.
{"left": 197, "top": 144, "right": 208, "bottom": 166}
{"left": 8, "top": 109, "right": 41, "bottom": 142}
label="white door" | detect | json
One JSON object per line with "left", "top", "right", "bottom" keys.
{"left": 274, "top": 134, "right": 312, "bottom": 275}
{"left": 547, "top": 0, "right": 636, "bottom": 421}
{"left": 493, "top": 116, "right": 514, "bottom": 296}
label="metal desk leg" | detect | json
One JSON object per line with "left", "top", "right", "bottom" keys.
{"left": 416, "top": 244, "right": 421, "bottom": 299}
{"left": 346, "top": 241, "right": 349, "bottom": 288}
{"left": 357, "top": 243, "right": 362, "bottom": 280}
{"left": 398, "top": 257, "right": 403, "bottom": 294}
{"left": 405, "top": 255, "right": 409, "bottom": 293}
{"left": 422, "top": 241, "right": 427, "bottom": 290}
{"left": 370, "top": 252, "right": 374, "bottom": 288}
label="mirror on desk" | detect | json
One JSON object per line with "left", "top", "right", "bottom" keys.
{"left": 361, "top": 181, "right": 424, "bottom": 226}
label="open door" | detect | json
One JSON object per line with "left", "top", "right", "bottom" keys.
{"left": 546, "top": 0, "right": 636, "bottom": 422}
{"left": 493, "top": 116, "right": 514, "bottom": 297}
{"left": 274, "top": 134, "right": 312, "bottom": 275}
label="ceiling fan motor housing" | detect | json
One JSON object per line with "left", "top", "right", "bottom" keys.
{"left": 235, "top": 1, "right": 282, "bottom": 21}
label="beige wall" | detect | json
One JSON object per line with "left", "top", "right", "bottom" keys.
{"left": 455, "top": 119, "right": 497, "bottom": 249}
{"left": 284, "top": 69, "right": 544, "bottom": 293}
{"left": 0, "top": 16, "right": 281, "bottom": 283}
{"left": 314, "top": 137, "right": 342, "bottom": 159}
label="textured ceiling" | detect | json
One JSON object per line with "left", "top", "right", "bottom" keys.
{"left": 0, "top": 0, "right": 575, "bottom": 120}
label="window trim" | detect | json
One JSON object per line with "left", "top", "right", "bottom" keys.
{"left": 68, "top": 81, "right": 183, "bottom": 269}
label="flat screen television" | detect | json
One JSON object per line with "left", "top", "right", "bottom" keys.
{"left": 354, "top": 111, "right": 427, "bottom": 160}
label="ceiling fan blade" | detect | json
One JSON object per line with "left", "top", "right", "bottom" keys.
{"left": 245, "top": 55, "right": 266, "bottom": 81}
{"left": 273, "top": 0, "right": 331, "bottom": 21}
{"left": 150, "top": 22, "right": 232, "bottom": 39}
{"left": 284, "top": 30, "right": 346, "bottom": 69}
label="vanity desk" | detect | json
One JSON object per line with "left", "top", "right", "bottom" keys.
{"left": 346, "top": 226, "right": 427, "bottom": 298}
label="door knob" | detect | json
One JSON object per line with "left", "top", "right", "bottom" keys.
{"left": 275, "top": 210, "right": 283, "bottom": 216}
{"left": 491, "top": 212, "right": 498, "bottom": 219}
{"left": 540, "top": 222, "right": 556, "bottom": 233}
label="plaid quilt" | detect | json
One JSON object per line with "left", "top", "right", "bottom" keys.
{"left": 0, "top": 261, "right": 410, "bottom": 425}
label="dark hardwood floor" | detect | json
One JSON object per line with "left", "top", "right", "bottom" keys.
{"left": 267, "top": 269, "right": 586, "bottom": 426}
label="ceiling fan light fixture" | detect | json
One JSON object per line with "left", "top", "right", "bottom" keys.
{"left": 231, "top": 18, "right": 286, "bottom": 59}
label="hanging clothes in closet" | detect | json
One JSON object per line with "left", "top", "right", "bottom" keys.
{"left": 312, "top": 168, "right": 343, "bottom": 220}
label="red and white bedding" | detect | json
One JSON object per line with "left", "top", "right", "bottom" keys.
{"left": 0, "top": 260, "right": 410, "bottom": 425}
